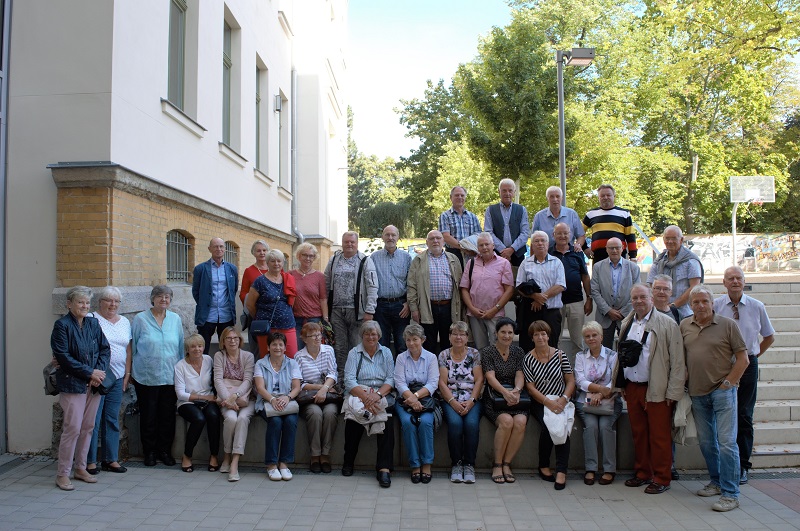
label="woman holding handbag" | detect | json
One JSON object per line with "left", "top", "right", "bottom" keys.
{"left": 481, "top": 317, "right": 528, "bottom": 485}
{"left": 523, "top": 320, "right": 576, "bottom": 491}
{"left": 573, "top": 321, "right": 622, "bottom": 486}
{"left": 213, "top": 326, "right": 255, "bottom": 482}
{"left": 246, "top": 249, "right": 298, "bottom": 358}
{"left": 254, "top": 332, "right": 302, "bottom": 481}
{"left": 294, "top": 322, "right": 338, "bottom": 473}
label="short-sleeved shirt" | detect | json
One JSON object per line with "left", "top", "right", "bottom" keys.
{"left": 646, "top": 254, "right": 702, "bottom": 318}
{"left": 516, "top": 253, "right": 567, "bottom": 309}
{"left": 439, "top": 208, "right": 482, "bottom": 243}
{"left": 713, "top": 294, "right": 774, "bottom": 357}
{"left": 548, "top": 246, "right": 588, "bottom": 304}
{"left": 294, "top": 344, "right": 338, "bottom": 387}
{"left": 459, "top": 255, "right": 513, "bottom": 317}
{"left": 92, "top": 313, "right": 131, "bottom": 380}
{"left": 252, "top": 276, "right": 296, "bottom": 329}
{"left": 131, "top": 310, "right": 184, "bottom": 386}
{"left": 290, "top": 270, "right": 327, "bottom": 318}
{"left": 523, "top": 349, "right": 572, "bottom": 397}
{"left": 439, "top": 347, "right": 481, "bottom": 402}
{"left": 532, "top": 206, "right": 585, "bottom": 244}
{"left": 681, "top": 314, "right": 747, "bottom": 396}
{"left": 481, "top": 345, "right": 528, "bottom": 422}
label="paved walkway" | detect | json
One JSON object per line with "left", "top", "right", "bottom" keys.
{"left": 1, "top": 455, "right": 799, "bottom": 530}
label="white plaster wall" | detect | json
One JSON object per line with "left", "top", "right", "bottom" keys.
{"left": 6, "top": 0, "right": 114, "bottom": 452}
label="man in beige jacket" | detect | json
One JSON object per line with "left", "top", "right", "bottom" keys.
{"left": 407, "top": 230, "right": 463, "bottom": 353}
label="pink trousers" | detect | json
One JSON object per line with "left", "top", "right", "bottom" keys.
{"left": 58, "top": 389, "right": 102, "bottom": 477}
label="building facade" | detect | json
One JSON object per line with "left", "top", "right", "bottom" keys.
{"left": 5, "top": 0, "right": 348, "bottom": 452}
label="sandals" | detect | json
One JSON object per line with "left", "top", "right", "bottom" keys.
{"left": 421, "top": 473, "right": 432, "bottom": 484}
{"left": 492, "top": 463, "right": 506, "bottom": 484}
{"left": 502, "top": 462, "right": 516, "bottom": 483}
{"left": 411, "top": 472, "right": 421, "bottom": 484}
{"left": 181, "top": 465, "right": 194, "bottom": 473}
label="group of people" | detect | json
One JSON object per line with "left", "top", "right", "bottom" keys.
{"left": 50, "top": 179, "right": 775, "bottom": 513}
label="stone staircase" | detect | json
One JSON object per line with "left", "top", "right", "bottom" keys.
{"left": 709, "top": 281, "right": 800, "bottom": 468}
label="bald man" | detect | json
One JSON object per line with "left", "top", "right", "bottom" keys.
{"left": 192, "top": 237, "right": 239, "bottom": 353}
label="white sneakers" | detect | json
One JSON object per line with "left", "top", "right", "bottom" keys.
{"left": 696, "top": 483, "right": 722, "bottom": 497}
{"left": 712, "top": 496, "right": 740, "bottom": 512}
{"left": 279, "top": 467, "right": 293, "bottom": 480}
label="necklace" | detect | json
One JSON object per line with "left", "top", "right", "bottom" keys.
{"left": 450, "top": 348, "right": 467, "bottom": 363}
{"left": 533, "top": 348, "right": 551, "bottom": 363}
{"left": 298, "top": 267, "right": 315, "bottom": 278}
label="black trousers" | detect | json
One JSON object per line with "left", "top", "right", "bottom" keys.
{"left": 178, "top": 402, "right": 221, "bottom": 458}
{"left": 518, "top": 307, "right": 562, "bottom": 353}
{"left": 343, "top": 410, "right": 395, "bottom": 471}
{"left": 133, "top": 382, "right": 177, "bottom": 456}
{"left": 531, "top": 401, "right": 571, "bottom": 473}
{"left": 198, "top": 320, "right": 235, "bottom": 354}
{"left": 422, "top": 302, "right": 452, "bottom": 354}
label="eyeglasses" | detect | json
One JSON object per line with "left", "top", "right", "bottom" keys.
{"left": 224, "top": 337, "right": 240, "bottom": 342}
{"left": 300, "top": 254, "right": 316, "bottom": 259}
{"left": 101, "top": 298, "right": 121, "bottom": 304}
{"left": 304, "top": 334, "right": 322, "bottom": 340}
{"left": 450, "top": 332, "right": 468, "bottom": 337}
{"left": 732, "top": 304, "right": 739, "bottom": 320}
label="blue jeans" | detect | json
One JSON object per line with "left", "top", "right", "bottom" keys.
{"left": 691, "top": 387, "right": 740, "bottom": 498}
{"left": 442, "top": 401, "right": 481, "bottom": 466}
{"left": 394, "top": 405, "right": 435, "bottom": 468}
{"left": 737, "top": 355, "right": 758, "bottom": 471}
{"left": 295, "top": 316, "right": 322, "bottom": 350}
{"left": 375, "top": 299, "right": 409, "bottom": 356}
{"left": 259, "top": 410, "right": 298, "bottom": 465}
{"left": 87, "top": 377, "right": 124, "bottom": 464}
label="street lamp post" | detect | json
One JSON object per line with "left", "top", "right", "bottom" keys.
{"left": 556, "top": 47, "right": 594, "bottom": 207}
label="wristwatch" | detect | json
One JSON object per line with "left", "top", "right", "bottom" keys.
{"left": 376, "top": 390, "right": 383, "bottom": 398}
{"left": 470, "top": 397, "right": 478, "bottom": 404}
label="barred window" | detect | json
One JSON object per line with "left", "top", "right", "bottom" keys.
{"left": 224, "top": 241, "right": 239, "bottom": 268}
{"left": 166, "top": 230, "right": 191, "bottom": 283}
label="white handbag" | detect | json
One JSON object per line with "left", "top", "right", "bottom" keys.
{"left": 543, "top": 394, "right": 575, "bottom": 445}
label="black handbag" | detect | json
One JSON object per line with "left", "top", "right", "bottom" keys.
{"left": 93, "top": 369, "right": 118, "bottom": 395}
{"left": 488, "top": 383, "right": 532, "bottom": 410}
{"left": 250, "top": 320, "right": 271, "bottom": 336}
{"left": 44, "top": 359, "right": 58, "bottom": 396}
{"left": 296, "top": 388, "right": 343, "bottom": 406}
{"left": 399, "top": 382, "right": 436, "bottom": 413}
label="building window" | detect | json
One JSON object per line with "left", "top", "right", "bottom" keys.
{"left": 255, "top": 63, "right": 268, "bottom": 170}
{"left": 168, "top": 0, "right": 187, "bottom": 109}
{"left": 166, "top": 230, "right": 191, "bottom": 283}
{"left": 222, "top": 21, "right": 232, "bottom": 145}
{"left": 224, "top": 241, "right": 239, "bottom": 268}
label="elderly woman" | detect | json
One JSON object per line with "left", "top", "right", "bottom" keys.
{"left": 213, "top": 326, "right": 255, "bottom": 482}
{"left": 130, "top": 285, "right": 184, "bottom": 467}
{"left": 394, "top": 323, "right": 438, "bottom": 484}
{"left": 254, "top": 332, "right": 302, "bottom": 481}
{"left": 290, "top": 243, "right": 328, "bottom": 350}
{"left": 524, "top": 320, "right": 576, "bottom": 491}
{"left": 342, "top": 321, "right": 395, "bottom": 488}
{"left": 246, "top": 249, "right": 298, "bottom": 358}
{"left": 86, "top": 286, "right": 131, "bottom": 475}
{"left": 438, "top": 321, "right": 483, "bottom": 484}
{"left": 482, "top": 317, "right": 527, "bottom": 484}
{"left": 295, "top": 322, "right": 338, "bottom": 473}
{"left": 240, "top": 240, "right": 271, "bottom": 356}
{"left": 52, "top": 286, "right": 110, "bottom": 490}
{"left": 174, "top": 334, "right": 221, "bottom": 473}
{"left": 574, "top": 321, "right": 622, "bottom": 486}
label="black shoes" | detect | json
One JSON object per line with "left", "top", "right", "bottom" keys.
{"left": 101, "top": 462, "right": 127, "bottom": 473}
{"left": 671, "top": 468, "right": 680, "bottom": 480}
{"left": 158, "top": 452, "right": 176, "bottom": 466}
{"left": 86, "top": 466, "right": 99, "bottom": 476}
{"left": 310, "top": 461, "right": 322, "bottom": 474}
{"left": 377, "top": 470, "right": 391, "bottom": 488}
{"left": 341, "top": 464, "right": 354, "bottom": 477}
{"left": 144, "top": 453, "right": 157, "bottom": 467}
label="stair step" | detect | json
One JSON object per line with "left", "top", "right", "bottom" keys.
{"left": 753, "top": 420, "right": 800, "bottom": 445}
{"left": 764, "top": 306, "right": 800, "bottom": 318}
{"left": 763, "top": 347, "right": 800, "bottom": 364}
{"left": 770, "top": 332, "right": 800, "bottom": 348}
{"left": 759, "top": 363, "right": 800, "bottom": 381}
{"left": 752, "top": 444, "right": 800, "bottom": 468}
{"left": 708, "top": 282, "right": 800, "bottom": 294}
{"left": 754, "top": 380, "right": 800, "bottom": 400}
{"left": 770, "top": 318, "right": 800, "bottom": 332}
{"left": 754, "top": 400, "right": 800, "bottom": 421}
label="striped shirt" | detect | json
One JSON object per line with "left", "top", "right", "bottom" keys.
{"left": 523, "top": 349, "right": 572, "bottom": 397}
{"left": 428, "top": 252, "right": 453, "bottom": 300}
{"left": 343, "top": 343, "right": 395, "bottom": 395}
{"left": 371, "top": 248, "right": 412, "bottom": 299}
{"left": 516, "top": 253, "right": 566, "bottom": 309}
{"left": 439, "top": 208, "right": 482, "bottom": 243}
{"left": 582, "top": 206, "right": 637, "bottom": 262}
{"left": 294, "top": 344, "right": 338, "bottom": 388}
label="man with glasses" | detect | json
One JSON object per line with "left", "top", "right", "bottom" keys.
{"left": 713, "top": 266, "right": 774, "bottom": 485}
{"left": 647, "top": 225, "right": 702, "bottom": 319}
{"left": 591, "top": 237, "right": 640, "bottom": 348}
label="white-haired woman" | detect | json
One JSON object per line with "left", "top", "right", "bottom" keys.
{"left": 246, "top": 249, "right": 298, "bottom": 358}
{"left": 291, "top": 242, "right": 328, "bottom": 350}
{"left": 86, "top": 286, "right": 131, "bottom": 475}
{"left": 52, "top": 286, "right": 110, "bottom": 490}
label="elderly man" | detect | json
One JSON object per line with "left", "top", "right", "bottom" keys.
{"left": 651, "top": 274, "right": 680, "bottom": 324}
{"left": 192, "top": 237, "right": 239, "bottom": 354}
{"left": 713, "top": 266, "right": 774, "bottom": 485}
{"left": 549, "top": 222, "right": 592, "bottom": 356}
{"left": 682, "top": 285, "right": 749, "bottom": 512}
{"left": 647, "top": 225, "right": 703, "bottom": 319}
{"left": 324, "top": 231, "right": 379, "bottom": 380}
{"left": 532, "top": 186, "right": 586, "bottom": 251}
{"left": 591, "top": 237, "right": 641, "bottom": 348}
{"left": 459, "top": 232, "right": 514, "bottom": 349}
{"left": 407, "top": 230, "right": 463, "bottom": 353}
{"left": 582, "top": 184, "right": 637, "bottom": 263}
{"left": 370, "top": 225, "right": 413, "bottom": 356}
{"left": 619, "top": 283, "right": 685, "bottom": 495}
{"left": 439, "top": 186, "right": 482, "bottom": 267}
{"left": 484, "top": 178, "right": 530, "bottom": 267}
{"left": 516, "top": 231, "right": 566, "bottom": 352}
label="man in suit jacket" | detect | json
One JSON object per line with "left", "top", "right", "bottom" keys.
{"left": 483, "top": 178, "right": 530, "bottom": 267}
{"left": 591, "top": 237, "right": 640, "bottom": 348}
{"left": 192, "top": 237, "right": 239, "bottom": 354}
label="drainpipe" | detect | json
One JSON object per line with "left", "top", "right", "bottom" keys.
{"left": 291, "top": 68, "right": 304, "bottom": 251}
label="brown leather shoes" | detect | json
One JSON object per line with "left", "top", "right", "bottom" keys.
{"left": 624, "top": 476, "right": 652, "bottom": 487}
{"left": 645, "top": 482, "right": 670, "bottom": 494}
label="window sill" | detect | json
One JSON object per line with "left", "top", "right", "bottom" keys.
{"left": 254, "top": 168, "right": 273, "bottom": 186}
{"left": 278, "top": 186, "right": 293, "bottom": 200}
{"left": 218, "top": 142, "right": 248, "bottom": 168}
{"left": 161, "top": 98, "right": 206, "bottom": 138}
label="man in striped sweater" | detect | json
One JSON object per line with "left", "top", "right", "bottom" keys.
{"left": 582, "top": 184, "right": 638, "bottom": 263}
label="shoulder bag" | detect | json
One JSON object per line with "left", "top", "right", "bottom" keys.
{"left": 579, "top": 353, "right": 616, "bottom": 416}
{"left": 488, "top": 383, "right": 532, "bottom": 411}
{"left": 44, "top": 359, "right": 58, "bottom": 396}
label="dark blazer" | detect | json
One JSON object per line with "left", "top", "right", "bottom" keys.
{"left": 192, "top": 259, "right": 239, "bottom": 327}
{"left": 51, "top": 313, "right": 110, "bottom": 394}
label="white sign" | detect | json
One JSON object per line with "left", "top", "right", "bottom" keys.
{"left": 730, "top": 175, "right": 775, "bottom": 203}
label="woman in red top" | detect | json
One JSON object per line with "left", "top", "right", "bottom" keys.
{"left": 240, "top": 240, "right": 270, "bottom": 357}
{"left": 290, "top": 243, "right": 329, "bottom": 350}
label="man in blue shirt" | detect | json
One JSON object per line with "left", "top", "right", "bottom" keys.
{"left": 439, "top": 186, "right": 482, "bottom": 267}
{"left": 532, "top": 186, "right": 586, "bottom": 251}
{"left": 192, "top": 237, "right": 239, "bottom": 353}
{"left": 371, "top": 225, "right": 413, "bottom": 356}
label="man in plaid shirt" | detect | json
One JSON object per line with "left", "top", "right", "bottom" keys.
{"left": 439, "top": 186, "right": 482, "bottom": 267}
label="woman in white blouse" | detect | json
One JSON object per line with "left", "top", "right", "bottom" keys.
{"left": 174, "top": 334, "right": 220, "bottom": 473}
{"left": 294, "top": 322, "right": 338, "bottom": 473}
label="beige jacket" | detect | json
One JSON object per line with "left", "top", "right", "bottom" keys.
{"left": 612, "top": 308, "right": 686, "bottom": 403}
{"left": 407, "top": 250, "right": 463, "bottom": 325}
